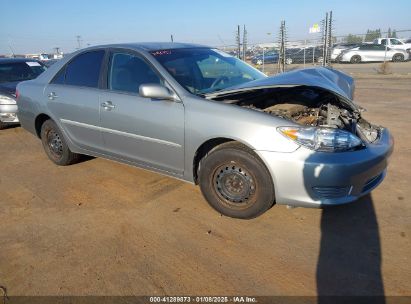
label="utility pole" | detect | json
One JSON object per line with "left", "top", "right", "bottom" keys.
{"left": 76, "top": 35, "right": 82, "bottom": 50}
{"left": 322, "top": 12, "right": 328, "bottom": 67}
{"left": 242, "top": 25, "right": 247, "bottom": 61}
{"left": 327, "top": 11, "right": 333, "bottom": 65}
{"left": 321, "top": 11, "right": 333, "bottom": 66}
{"left": 170, "top": 34, "right": 174, "bottom": 42}
{"left": 277, "top": 20, "right": 287, "bottom": 73}
{"left": 236, "top": 25, "right": 241, "bottom": 59}
{"left": 8, "top": 45, "right": 16, "bottom": 58}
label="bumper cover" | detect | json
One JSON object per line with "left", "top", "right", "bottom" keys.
{"left": 0, "top": 104, "right": 19, "bottom": 123}
{"left": 256, "top": 128, "right": 393, "bottom": 207}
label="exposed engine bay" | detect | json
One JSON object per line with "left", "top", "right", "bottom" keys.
{"left": 210, "top": 86, "right": 380, "bottom": 143}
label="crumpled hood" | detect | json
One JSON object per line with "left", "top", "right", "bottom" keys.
{"left": 208, "top": 67, "right": 355, "bottom": 102}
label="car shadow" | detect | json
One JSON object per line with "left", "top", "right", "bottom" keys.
{"left": 301, "top": 153, "right": 385, "bottom": 303}
{"left": 317, "top": 195, "right": 385, "bottom": 303}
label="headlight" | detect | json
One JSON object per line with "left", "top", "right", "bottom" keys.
{"left": 0, "top": 95, "right": 17, "bottom": 105}
{"left": 278, "top": 126, "right": 363, "bottom": 152}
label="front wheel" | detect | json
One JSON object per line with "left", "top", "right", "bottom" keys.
{"left": 40, "top": 119, "right": 79, "bottom": 166}
{"left": 199, "top": 142, "right": 275, "bottom": 219}
{"left": 392, "top": 53, "right": 404, "bottom": 62}
{"left": 350, "top": 55, "right": 361, "bottom": 64}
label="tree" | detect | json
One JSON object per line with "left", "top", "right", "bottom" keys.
{"left": 346, "top": 34, "right": 363, "bottom": 43}
{"left": 365, "top": 29, "right": 382, "bottom": 42}
{"left": 392, "top": 29, "right": 398, "bottom": 38}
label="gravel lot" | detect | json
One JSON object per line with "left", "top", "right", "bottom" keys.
{"left": 0, "top": 72, "right": 410, "bottom": 298}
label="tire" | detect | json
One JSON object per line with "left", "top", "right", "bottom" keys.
{"left": 392, "top": 53, "right": 404, "bottom": 62}
{"left": 350, "top": 55, "right": 361, "bottom": 64}
{"left": 0, "top": 121, "right": 6, "bottom": 130}
{"left": 40, "top": 119, "right": 79, "bottom": 166}
{"left": 198, "top": 142, "right": 275, "bottom": 219}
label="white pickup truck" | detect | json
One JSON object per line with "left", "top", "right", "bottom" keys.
{"left": 373, "top": 38, "right": 411, "bottom": 52}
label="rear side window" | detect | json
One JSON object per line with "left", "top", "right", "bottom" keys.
{"left": 65, "top": 50, "right": 105, "bottom": 88}
{"left": 0, "top": 61, "right": 46, "bottom": 83}
{"left": 51, "top": 67, "right": 65, "bottom": 84}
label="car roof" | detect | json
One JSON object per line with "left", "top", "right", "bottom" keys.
{"left": 89, "top": 42, "right": 209, "bottom": 52}
{"left": 0, "top": 58, "right": 41, "bottom": 64}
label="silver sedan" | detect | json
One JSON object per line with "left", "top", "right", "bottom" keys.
{"left": 16, "top": 43, "right": 393, "bottom": 218}
{"left": 337, "top": 44, "right": 409, "bottom": 63}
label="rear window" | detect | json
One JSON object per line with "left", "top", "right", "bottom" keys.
{"left": 64, "top": 50, "right": 105, "bottom": 88}
{"left": 0, "top": 61, "right": 46, "bottom": 83}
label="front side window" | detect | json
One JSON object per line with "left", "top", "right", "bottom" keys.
{"left": 108, "top": 52, "right": 161, "bottom": 94}
{"left": 381, "top": 39, "right": 387, "bottom": 45}
{"left": 64, "top": 50, "right": 105, "bottom": 88}
{"left": 0, "top": 61, "right": 46, "bottom": 83}
{"left": 152, "top": 48, "right": 265, "bottom": 95}
{"left": 390, "top": 39, "right": 403, "bottom": 45}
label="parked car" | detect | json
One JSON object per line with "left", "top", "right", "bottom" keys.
{"left": 0, "top": 58, "right": 47, "bottom": 129}
{"left": 285, "top": 47, "right": 324, "bottom": 64}
{"left": 17, "top": 43, "right": 393, "bottom": 219}
{"left": 373, "top": 38, "right": 411, "bottom": 52}
{"left": 331, "top": 43, "right": 359, "bottom": 61}
{"left": 337, "top": 44, "right": 409, "bottom": 63}
{"left": 251, "top": 51, "right": 279, "bottom": 65}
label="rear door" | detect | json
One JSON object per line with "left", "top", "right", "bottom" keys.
{"left": 99, "top": 50, "right": 185, "bottom": 175}
{"left": 44, "top": 50, "right": 106, "bottom": 152}
{"left": 369, "top": 45, "right": 388, "bottom": 61}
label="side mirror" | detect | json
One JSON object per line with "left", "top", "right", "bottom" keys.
{"left": 139, "top": 83, "right": 176, "bottom": 101}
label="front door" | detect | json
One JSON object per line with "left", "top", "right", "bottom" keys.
{"left": 99, "top": 51, "right": 185, "bottom": 175}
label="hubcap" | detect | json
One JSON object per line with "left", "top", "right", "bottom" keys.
{"left": 47, "top": 130, "right": 63, "bottom": 157}
{"left": 214, "top": 164, "right": 255, "bottom": 205}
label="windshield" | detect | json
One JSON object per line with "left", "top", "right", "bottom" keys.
{"left": 151, "top": 48, "right": 266, "bottom": 95}
{"left": 0, "top": 61, "right": 47, "bottom": 83}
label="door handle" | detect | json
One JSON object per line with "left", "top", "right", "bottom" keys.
{"left": 48, "top": 92, "right": 58, "bottom": 100}
{"left": 101, "top": 101, "right": 116, "bottom": 111}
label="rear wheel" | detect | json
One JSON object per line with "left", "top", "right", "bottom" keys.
{"left": 350, "top": 55, "right": 361, "bottom": 64}
{"left": 199, "top": 142, "right": 275, "bottom": 219}
{"left": 392, "top": 53, "right": 404, "bottom": 62}
{"left": 40, "top": 119, "right": 79, "bottom": 166}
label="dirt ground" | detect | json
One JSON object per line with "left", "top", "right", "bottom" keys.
{"left": 0, "top": 73, "right": 410, "bottom": 298}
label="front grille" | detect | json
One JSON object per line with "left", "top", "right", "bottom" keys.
{"left": 362, "top": 173, "right": 384, "bottom": 193}
{"left": 312, "top": 186, "right": 351, "bottom": 199}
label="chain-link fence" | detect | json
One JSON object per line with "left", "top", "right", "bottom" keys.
{"left": 216, "top": 29, "right": 411, "bottom": 75}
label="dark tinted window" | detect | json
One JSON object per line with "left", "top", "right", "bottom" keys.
{"left": 108, "top": 53, "right": 161, "bottom": 93}
{"left": 359, "top": 45, "right": 372, "bottom": 50}
{"left": 65, "top": 50, "right": 105, "bottom": 88}
{"left": 0, "top": 61, "right": 46, "bottom": 83}
{"left": 51, "top": 67, "right": 65, "bottom": 84}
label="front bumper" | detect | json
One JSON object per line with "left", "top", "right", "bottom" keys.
{"left": 0, "top": 104, "right": 19, "bottom": 123}
{"left": 256, "top": 128, "right": 393, "bottom": 208}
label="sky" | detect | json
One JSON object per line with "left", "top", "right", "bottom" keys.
{"left": 1, "top": 0, "right": 410, "bottom": 54}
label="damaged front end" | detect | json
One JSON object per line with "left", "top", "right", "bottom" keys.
{"left": 206, "top": 69, "right": 381, "bottom": 150}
